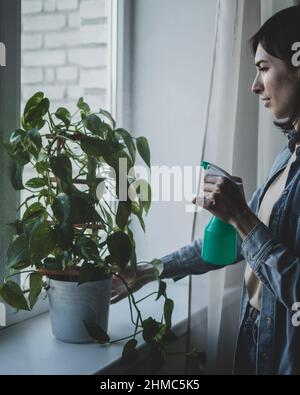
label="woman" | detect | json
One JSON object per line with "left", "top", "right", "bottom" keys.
{"left": 111, "top": 5, "right": 300, "bottom": 375}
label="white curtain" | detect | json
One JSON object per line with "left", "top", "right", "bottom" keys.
{"left": 190, "top": 0, "right": 295, "bottom": 375}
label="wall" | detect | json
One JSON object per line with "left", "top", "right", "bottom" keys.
{"left": 21, "top": 0, "right": 110, "bottom": 112}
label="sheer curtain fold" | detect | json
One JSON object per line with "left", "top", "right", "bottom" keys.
{"left": 190, "top": 0, "right": 295, "bottom": 374}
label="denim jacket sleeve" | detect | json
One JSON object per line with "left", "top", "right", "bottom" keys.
{"left": 241, "top": 222, "right": 300, "bottom": 311}
{"left": 159, "top": 186, "right": 262, "bottom": 282}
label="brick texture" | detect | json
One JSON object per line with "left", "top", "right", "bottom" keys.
{"left": 21, "top": 0, "right": 110, "bottom": 112}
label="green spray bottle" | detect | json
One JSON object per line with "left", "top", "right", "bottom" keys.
{"left": 200, "top": 161, "right": 243, "bottom": 265}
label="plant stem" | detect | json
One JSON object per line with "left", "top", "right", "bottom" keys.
{"left": 109, "top": 330, "right": 143, "bottom": 344}
{"left": 135, "top": 291, "right": 158, "bottom": 304}
{"left": 112, "top": 272, "right": 143, "bottom": 329}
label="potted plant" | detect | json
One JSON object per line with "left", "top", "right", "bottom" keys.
{"left": 0, "top": 92, "right": 205, "bottom": 372}
{"left": 0, "top": 92, "right": 181, "bottom": 368}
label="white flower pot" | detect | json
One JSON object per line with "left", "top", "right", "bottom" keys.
{"left": 47, "top": 277, "right": 112, "bottom": 343}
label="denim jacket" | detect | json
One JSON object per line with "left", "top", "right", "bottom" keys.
{"left": 160, "top": 144, "right": 300, "bottom": 375}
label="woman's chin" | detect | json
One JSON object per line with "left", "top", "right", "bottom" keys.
{"left": 272, "top": 111, "right": 291, "bottom": 121}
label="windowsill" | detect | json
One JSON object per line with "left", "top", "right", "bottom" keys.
{"left": 0, "top": 279, "right": 207, "bottom": 375}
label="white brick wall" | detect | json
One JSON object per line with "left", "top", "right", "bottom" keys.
{"left": 45, "top": 31, "right": 79, "bottom": 48}
{"left": 79, "top": 24, "right": 108, "bottom": 45}
{"left": 21, "top": 0, "right": 111, "bottom": 113}
{"left": 22, "top": 0, "right": 43, "bottom": 15}
{"left": 45, "top": 68, "right": 55, "bottom": 82}
{"left": 22, "top": 68, "right": 43, "bottom": 84}
{"left": 57, "top": 0, "right": 79, "bottom": 11}
{"left": 68, "top": 47, "right": 107, "bottom": 68}
{"left": 79, "top": 0, "right": 107, "bottom": 19}
{"left": 80, "top": 68, "right": 107, "bottom": 89}
{"left": 22, "top": 33, "right": 43, "bottom": 50}
{"left": 44, "top": 0, "right": 56, "bottom": 12}
{"left": 23, "top": 14, "right": 66, "bottom": 32}
{"left": 68, "top": 12, "right": 80, "bottom": 28}
{"left": 57, "top": 66, "right": 78, "bottom": 81}
{"left": 23, "top": 50, "right": 66, "bottom": 66}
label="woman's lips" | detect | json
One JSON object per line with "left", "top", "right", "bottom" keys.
{"left": 263, "top": 99, "right": 271, "bottom": 107}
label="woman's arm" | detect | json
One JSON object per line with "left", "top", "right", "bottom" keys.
{"left": 159, "top": 237, "right": 227, "bottom": 281}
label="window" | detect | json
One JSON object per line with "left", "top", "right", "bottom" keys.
{"left": 1, "top": 0, "right": 118, "bottom": 326}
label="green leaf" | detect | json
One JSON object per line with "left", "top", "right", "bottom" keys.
{"left": 36, "top": 161, "right": 48, "bottom": 174}
{"left": 86, "top": 114, "right": 105, "bottom": 137}
{"left": 44, "top": 257, "right": 63, "bottom": 271}
{"left": 116, "top": 201, "right": 131, "bottom": 230}
{"left": 55, "top": 107, "right": 71, "bottom": 128}
{"left": 24, "top": 98, "right": 50, "bottom": 129}
{"left": 164, "top": 298, "right": 174, "bottom": 329}
{"left": 75, "top": 236, "right": 99, "bottom": 261}
{"left": 77, "top": 97, "right": 90, "bottom": 115}
{"left": 99, "top": 109, "right": 116, "bottom": 129}
{"left": 120, "top": 339, "right": 139, "bottom": 365}
{"left": 115, "top": 129, "right": 136, "bottom": 163}
{"left": 23, "top": 92, "right": 44, "bottom": 127}
{"left": 49, "top": 155, "right": 72, "bottom": 183}
{"left": 52, "top": 193, "right": 70, "bottom": 224}
{"left": 23, "top": 208, "right": 47, "bottom": 241}
{"left": 29, "top": 273, "right": 43, "bottom": 309}
{"left": 25, "top": 177, "right": 46, "bottom": 189}
{"left": 26, "top": 128, "right": 42, "bottom": 157}
{"left": 23, "top": 202, "right": 46, "bottom": 222}
{"left": 4, "top": 140, "right": 30, "bottom": 166}
{"left": 142, "top": 317, "right": 160, "bottom": 342}
{"left": 127, "top": 227, "right": 137, "bottom": 270}
{"left": 130, "top": 180, "right": 152, "bottom": 214}
{"left": 107, "top": 231, "right": 132, "bottom": 270}
{"left": 6, "top": 234, "right": 30, "bottom": 270}
{"left": 69, "top": 195, "right": 101, "bottom": 223}
{"left": 10, "top": 162, "right": 24, "bottom": 190}
{"left": 136, "top": 136, "right": 151, "bottom": 168}
{"left": 81, "top": 136, "right": 107, "bottom": 157}
{"left": 55, "top": 251, "right": 71, "bottom": 270}
{"left": 53, "top": 223, "right": 74, "bottom": 250}
{"left": 131, "top": 201, "right": 145, "bottom": 232}
{"left": 78, "top": 264, "right": 108, "bottom": 285}
{"left": 9, "top": 129, "right": 26, "bottom": 145}
{"left": 83, "top": 321, "right": 110, "bottom": 344}
{"left": 0, "top": 281, "right": 29, "bottom": 311}
{"left": 105, "top": 132, "right": 125, "bottom": 155}
{"left": 104, "top": 151, "right": 133, "bottom": 182}
{"left": 156, "top": 280, "right": 166, "bottom": 301}
{"left": 29, "top": 221, "right": 56, "bottom": 261}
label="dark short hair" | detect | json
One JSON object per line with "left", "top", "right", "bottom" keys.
{"left": 249, "top": 5, "right": 300, "bottom": 132}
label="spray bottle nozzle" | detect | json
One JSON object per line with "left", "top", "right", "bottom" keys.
{"left": 200, "top": 161, "right": 210, "bottom": 170}
{"left": 200, "top": 161, "right": 236, "bottom": 183}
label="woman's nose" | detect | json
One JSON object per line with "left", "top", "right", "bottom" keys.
{"left": 251, "top": 74, "right": 264, "bottom": 95}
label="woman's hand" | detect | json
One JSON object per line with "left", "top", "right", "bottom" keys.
{"left": 193, "top": 175, "right": 250, "bottom": 225}
{"left": 193, "top": 174, "right": 261, "bottom": 238}
{"left": 110, "top": 264, "right": 157, "bottom": 304}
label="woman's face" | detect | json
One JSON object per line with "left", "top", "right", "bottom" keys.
{"left": 252, "top": 43, "right": 299, "bottom": 120}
